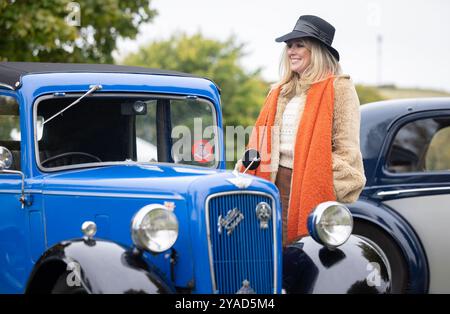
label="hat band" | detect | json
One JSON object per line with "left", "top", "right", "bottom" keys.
{"left": 293, "top": 20, "right": 332, "bottom": 45}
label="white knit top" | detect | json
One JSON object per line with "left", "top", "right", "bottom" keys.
{"left": 279, "top": 94, "right": 306, "bottom": 168}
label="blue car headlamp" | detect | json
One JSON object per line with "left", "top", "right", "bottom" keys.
{"left": 131, "top": 204, "right": 179, "bottom": 253}
{"left": 307, "top": 201, "right": 353, "bottom": 249}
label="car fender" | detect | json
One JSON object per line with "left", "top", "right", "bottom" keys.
{"left": 283, "top": 235, "right": 391, "bottom": 294}
{"left": 25, "top": 238, "right": 175, "bottom": 294}
{"left": 348, "top": 199, "right": 429, "bottom": 293}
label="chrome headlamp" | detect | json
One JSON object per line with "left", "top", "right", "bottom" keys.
{"left": 131, "top": 204, "right": 179, "bottom": 253}
{"left": 307, "top": 201, "right": 353, "bottom": 249}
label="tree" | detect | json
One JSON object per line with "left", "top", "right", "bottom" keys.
{"left": 121, "top": 32, "right": 269, "bottom": 129}
{"left": 0, "top": 0, "right": 157, "bottom": 63}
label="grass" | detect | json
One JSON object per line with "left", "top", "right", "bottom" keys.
{"left": 376, "top": 86, "right": 450, "bottom": 99}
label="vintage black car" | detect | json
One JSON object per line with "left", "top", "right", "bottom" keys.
{"left": 350, "top": 97, "right": 450, "bottom": 293}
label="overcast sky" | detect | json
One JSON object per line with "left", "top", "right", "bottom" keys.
{"left": 116, "top": 0, "right": 450, "bottom": 92}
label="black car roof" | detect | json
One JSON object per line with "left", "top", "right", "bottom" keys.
{"left": 0, "top": 62, "right": 201, "bottom": 90}
{"left": 361, "top": 97, "right": 450, "bottom": 125}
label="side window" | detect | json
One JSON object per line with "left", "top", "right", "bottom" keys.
{"left": 0, "top": 95, "right": 21, "bottom": 170}
{"left": 136, "top": 100, "right": 158, "bottom": 162}
{"left": 170, "top": 99, "right": 216, "bottom": 168}
{"left": 426, "top": 126, "right": 450, "bottom": 171}
{"left": 135, "top": 98, "right": 217, "bottom": 168}
{"left": 387, "top": 116, "right": 450, "bottom": 173}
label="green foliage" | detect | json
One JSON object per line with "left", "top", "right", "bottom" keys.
{"left": 377, "top": 86, "right": 450, "bottom": 99}
{"left": 355, "top": 84, "right": 385, "bottom": 105}
{"left": 121, "top": 32, "right": 269, "bottom": 129}
{"left": 0, "top": 0, "right": 157, "bottom": 63}
{"left": 0, "top": 95, "right": 19, "bottom": 141}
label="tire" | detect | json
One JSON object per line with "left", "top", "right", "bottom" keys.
{"left": 51, "top": 271, "right": 88, "bottom": 294}
{"left": 353, "top": 220, "right": 409, "bottom": 293}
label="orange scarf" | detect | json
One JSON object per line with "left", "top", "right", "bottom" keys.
{"left": 243, "top": 76, "right": 336, "bottom": 242}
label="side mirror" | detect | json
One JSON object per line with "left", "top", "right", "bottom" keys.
{"left": 0, "top": 146, "right": 13, "bottom": 170}
{"left": 242, "top": 149, "right": 261, "bottom": 171}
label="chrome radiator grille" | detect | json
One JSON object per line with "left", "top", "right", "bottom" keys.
{"left": 206, "top": 192, "right": 276, "bottom": 294}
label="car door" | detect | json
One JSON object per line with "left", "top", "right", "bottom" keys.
{"left": 375, "top": 110, "right": 450, "bottom": 293}
{"left": 0, "top": 92, "right": 32, "bottom": 293}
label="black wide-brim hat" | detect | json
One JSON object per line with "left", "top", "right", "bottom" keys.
{"left": 275, "top": 15, "right": 340, "bottom": 61}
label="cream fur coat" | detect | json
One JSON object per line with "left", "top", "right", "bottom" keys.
{"left": 264, "top": 74, "right": 366, "bottom": 203}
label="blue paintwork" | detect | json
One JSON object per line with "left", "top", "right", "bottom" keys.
{"left": 0, "top": 69, "right": 392, "bottom": 294}
{"left": 17, "top": 72, "right": 225, "bottom": 177}
{"left": 0, "top": 72, "right": 282, "bottom": 294}
{"left": 354, "top": 97, "right": 450, "bottom": 293}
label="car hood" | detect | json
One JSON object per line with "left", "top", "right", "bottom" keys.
{"left": 40, "top": 163, "right": 226, "bottom": 198}
{"left": 38, "top": 163, "right": 279, "bottom": 293}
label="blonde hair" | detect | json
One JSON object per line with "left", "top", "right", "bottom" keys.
{"left": 275, "top": 38, "right": 342, "bottom": 97}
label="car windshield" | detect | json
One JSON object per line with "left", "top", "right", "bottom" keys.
{"left": 35, "top": 94, "right": 218, "bottom": 170}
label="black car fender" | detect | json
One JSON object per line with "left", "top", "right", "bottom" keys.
{"left": 25, "top": 238, "right": 175, "bottom": 294}
{"left": 283, "top": 235, "right": 391, "bottom": 293}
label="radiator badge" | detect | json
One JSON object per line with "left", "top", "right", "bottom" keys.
{"left": 256, "top": 202, "right": 271, "bottom": 229}
{"left": 236, "top": 280, "right": 256, "bottom": 294}
{"left": 218, "top": 208, "right": 244, "bottom": 235}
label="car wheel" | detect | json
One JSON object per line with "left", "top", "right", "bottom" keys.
{"left": 51, "top": 272, "right": 88, "bottom": 294}
{"left": 353, "top": 220, "right": 409, "bottom": 293}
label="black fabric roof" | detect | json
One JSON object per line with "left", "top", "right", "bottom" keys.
{"left": 0, "top": 62, "right": 199, "bottom": 89}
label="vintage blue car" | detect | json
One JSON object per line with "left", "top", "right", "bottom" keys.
{"left": 350, "top": 97, "right": 450, "bottom": 293}
{"left": 0, "top": 62, "right": 390, "bottom": 294}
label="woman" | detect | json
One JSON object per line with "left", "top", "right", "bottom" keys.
{"left": 241, "top": 15, "right": 366, "bottom": 245}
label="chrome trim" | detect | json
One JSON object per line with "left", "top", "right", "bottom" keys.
{"left": 309, "top": 201, "right": 353, "bottom": 249}
{"left": 226, "top": 176, "right": 253, "bottom": 189}
{"left": 81, "top": 221, "right": 97, "bottom": 240}
{"left": 205, "top": 190, "right": 278, "bottom": 294}
{"left": 0, "top": 83, "right": 14, "bottom": 90}
{"left": 217, "top": 207, "right": 244, "bottom": 235}
{"left": 131, "top": 203, "right": 178, "bottom": 252}
{"left": 0, "top": 189, "right": 42, "bottom": 194}
{"left": 377, "top": 187, "right": 450, "bottom": 196}
{"left": 42, "top": 190, "right": 183, "bottom": 200}
{"left": 0, "top": 189, "right": 22, "bottom": 194}
{"left": 255, "top": 202, "right": 271, "bottom": 229}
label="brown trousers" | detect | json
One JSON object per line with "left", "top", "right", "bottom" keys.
{"left": 275, "top": 166, "right": 292, "bottom": 246}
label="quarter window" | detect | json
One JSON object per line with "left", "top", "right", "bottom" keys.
{"left": 387, "top": 116, "right": 450, "bottom": 173}
{"left": 0, "top": 95, "right": 21, "bottom": 170}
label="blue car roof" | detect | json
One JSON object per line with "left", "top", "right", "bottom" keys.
{"left": 0, "top": 62, "right": 220, "bottom": 92}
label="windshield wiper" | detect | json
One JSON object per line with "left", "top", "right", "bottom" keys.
{"left": 43, "top": 84, "right": 102, "bottom": 125}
